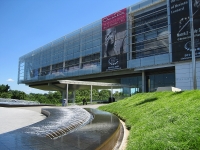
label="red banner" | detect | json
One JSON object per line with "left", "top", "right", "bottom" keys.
{"left": 102, "top": 8, "right": 126, "bottom": 31}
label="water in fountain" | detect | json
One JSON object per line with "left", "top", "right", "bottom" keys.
{"left": 0, "top": 98, "right": 40, "bottom": 105}
{"left": 25, "top": 105, "right": 93, "bottom": 139}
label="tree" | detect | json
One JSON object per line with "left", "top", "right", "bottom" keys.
{"left": 53, "top": 91, "right": 62, "bottom": 103}
{"left": 0, "top": 92, "right": 12, "bottom": 98}
{"left": 45, "top": 91, "right": 61, "bottom": 104}
{"left": 92, "top": 89, "right": 99, "bottom": 100}
{"left": 75, "top": 90, "right": 88, "bottom": 103}
{"left": 113, "top": 91, "right": 120, "bottom": 99}
{"left": 0, "top": 84, "right": 10, "bottom": 93}
{"left": 99, "top": 89, "right": 111, "bottom": 100}
{"left": 28, "top": 93, "right": 48, "bottom": 104}
{"left": 10, "top": 90, "right": 26, "bottom": 100}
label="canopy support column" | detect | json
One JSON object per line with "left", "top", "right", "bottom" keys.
{"left": 111, "top": 86, "right": 113, "bottom": 98}
{"left": 66, "top": 84, "right": 68, "bottom": 106}
{"left": 90, "top": 85, "right": 92, "bottom": 104}
{"left": 142, "top": 71, "right": 146, "bottom": 93}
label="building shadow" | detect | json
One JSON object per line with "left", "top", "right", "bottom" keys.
{"left": 135, "top": 97, "right": 158, "bottom": 106}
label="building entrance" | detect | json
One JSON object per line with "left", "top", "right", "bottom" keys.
{"left": 146, "top": 72, "right": 175, "bottom": 92}
{"left": 121, "top": 76, "right": 142, "bottom": 95}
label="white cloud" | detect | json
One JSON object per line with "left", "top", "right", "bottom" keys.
{"left": 7, "top": 78, "right": 14, "bottom": 82}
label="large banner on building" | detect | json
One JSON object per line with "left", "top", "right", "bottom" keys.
{"left": 102, "top": 8, "right": 127, "bottom": 72}
{"left": 170, "top": 0, "right": 200, "bottom": 62}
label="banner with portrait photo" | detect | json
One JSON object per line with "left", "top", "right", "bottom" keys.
{"left": 102, "top": 8, "right": 127, "bottom": 72}
{"left": 170, "top": 0, "right": 200, "bottom": 62}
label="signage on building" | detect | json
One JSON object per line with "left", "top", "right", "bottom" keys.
{"left": 170, "top": 0, "right": 200, "bottom": 62}
{"left": 102, "top": 8, "right": 127, "bottom": 72}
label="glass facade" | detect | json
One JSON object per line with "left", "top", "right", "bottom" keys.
{"left": 18, "top": 0, "right": 176, "bottom": 91}
{"left": 131, "top": 5, "right": 168, "bottom": 59}
{"left": 129, "top": 0, "right": 162, "bottom": 13}
{"left": 18, "top": 21, "right": 103, "bottom": 83}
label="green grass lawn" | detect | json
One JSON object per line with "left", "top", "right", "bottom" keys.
{"left": 98, "top": 90, "right": 200, "bottom": 150}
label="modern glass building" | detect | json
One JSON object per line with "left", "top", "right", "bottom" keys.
{"left": 18, "top": 0, "right": 200, "bottom": 94}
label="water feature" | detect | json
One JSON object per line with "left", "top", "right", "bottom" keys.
{"left": 0, "top": 107, "right": 121, "bottom": 149}
{"left": 0, "top": 98, "right": 40, "bottom": 105}
{"left": 25, "top": 105, "right": 94, "bottom": 139}
{"left": 0, "top": 99, "right": 93, "bottom": 139}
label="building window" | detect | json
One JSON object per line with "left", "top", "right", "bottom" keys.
{"left": 130, "top": 5, "right": 168, "bottom": 59}
{"left": 41, "top": 66, "right": 50, "bottom": 76}
{"left": 52, "top": 62, "right": 63, "bottom": 73}
{"left": 65, "top": 58, "right": 79, "bottom": 71}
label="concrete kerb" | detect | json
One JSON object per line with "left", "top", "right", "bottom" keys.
{"left": 80, "top": 104, "right": 129, "bottom": 150}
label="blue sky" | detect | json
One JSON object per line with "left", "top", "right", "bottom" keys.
{"left": 0, "top": 0, "right": 141, "bottom": 94}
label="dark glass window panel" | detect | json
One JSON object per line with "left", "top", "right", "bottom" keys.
{"left": 154, "top": 74, "right": 164, "bottom": 85}
{"left": 163, "top": 73, "right": 175, "bottom": 85}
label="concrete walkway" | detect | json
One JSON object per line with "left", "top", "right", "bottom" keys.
{"left": 0, "top": 107, "right": 45, "bottom": 134}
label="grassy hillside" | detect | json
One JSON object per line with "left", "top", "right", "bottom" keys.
{"left": 98, "top": 90, "right": 200, "bottom": 150}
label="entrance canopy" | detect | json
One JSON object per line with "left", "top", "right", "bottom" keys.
{"left": 58, "top": 80, "right": 129, "bottom": 88}
{"left": 58, "top": 80, "right": 130, "bottom": 105}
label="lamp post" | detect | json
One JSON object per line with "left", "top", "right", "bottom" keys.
{"left": 189, "top": 0, "right": 197, "bottom": 89}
